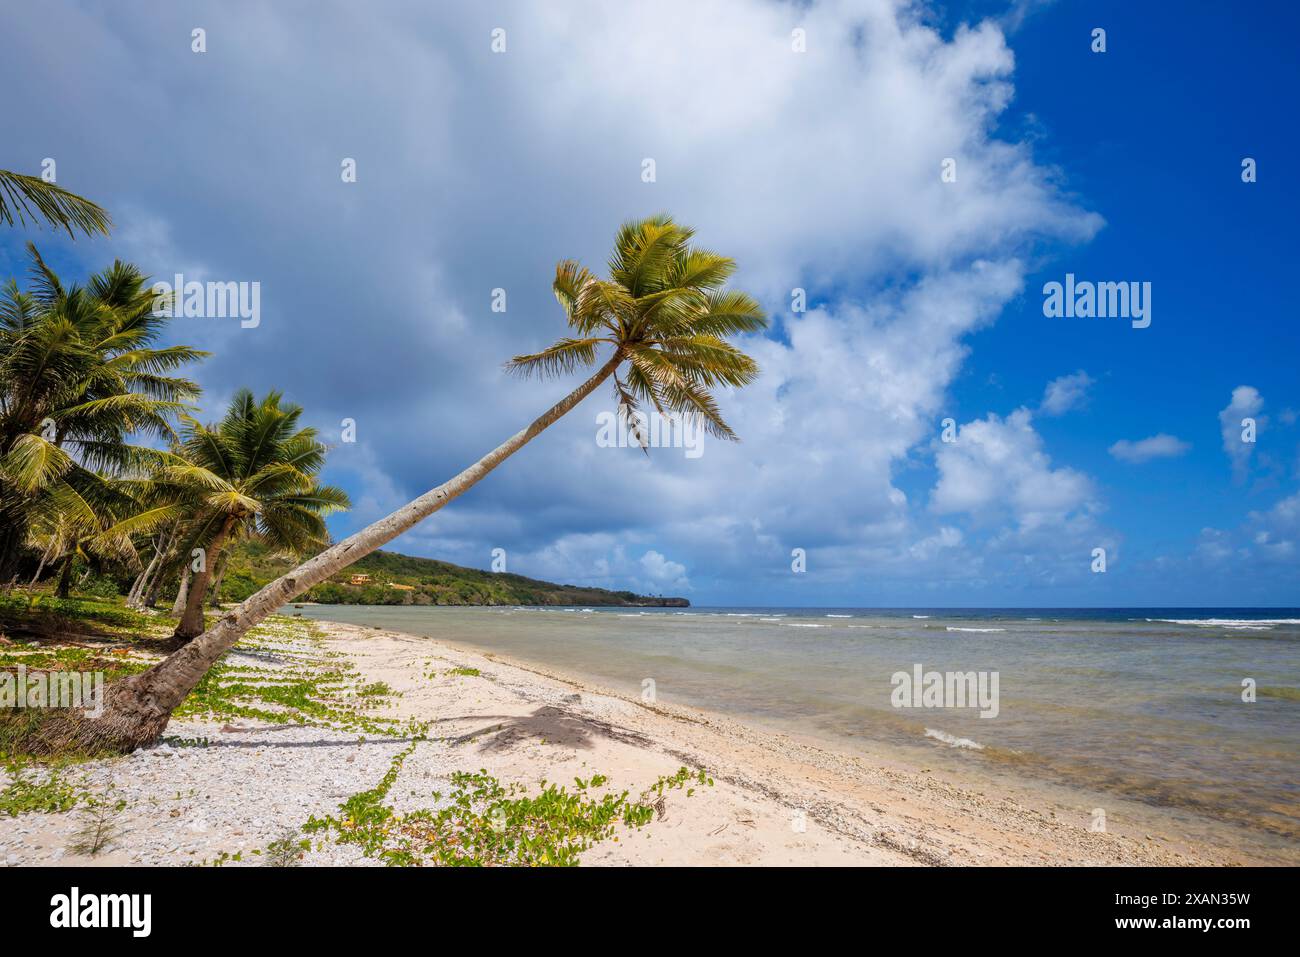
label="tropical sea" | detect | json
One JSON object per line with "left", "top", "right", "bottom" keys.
{"left": 288, "top": 604, "right": 1300, "bottom": 857}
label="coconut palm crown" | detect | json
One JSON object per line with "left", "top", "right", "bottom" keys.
{"left": 508, "top": 214, "right": 767, "bottom": 440}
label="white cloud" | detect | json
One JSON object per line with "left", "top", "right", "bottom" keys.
{"left": 432, "top": 534, "right": 694, "bottom": 597}
{"left": 1108, "top": 433, "right": 1191, "bottom": 464}
{"left": 1181, "top": 490, "right": 1300, "bottom": 584}
{"left": 1249, "top": 492, "right": 1300, "bottom": 561}
{"left": 931, "top": 408, "right": 1096, "bottom": 530}
{"left": 1219, "top": 386, "right": 1264, "bottom": 481}
{"left": 639, "top": 550, "right": 690, "bottom": 591}
{"left": 1039, "top": 370, "right": 1094, "bottom": 415}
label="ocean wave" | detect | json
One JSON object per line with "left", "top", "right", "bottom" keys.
{"left": 912, "top": 615, "right": 930, "bottom": 619}
{"left": 924, "top": 728, "right": 984, "bottom": 750}
{"left": 946, "top": 626, "right": 1006, "bottom": 633}
{"left": 826, "top": 614, "right": 852, "bottom": 618}
{"left": 785, "top": 623, "right": 823, "bottom": 628}
{"left": 1146, "top": 618, "right": 1298, "bottom": 627}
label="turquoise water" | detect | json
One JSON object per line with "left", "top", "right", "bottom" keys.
{"left": 289, "top": 604, "right": 1300, "bottom": 855}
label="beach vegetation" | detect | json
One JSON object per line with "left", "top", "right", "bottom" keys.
{"left": 304, "top": 746, "right": 713, "bottom": 866}
{"left": 67, "top": 785, "right": 127, "bottom": 856}
{"left": 0, "top": 761, "right": 84, "bottom": 816}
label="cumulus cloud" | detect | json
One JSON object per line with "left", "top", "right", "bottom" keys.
{"left": 1108, "top": 434, "right": 1191, "bottom": 464}
{"left": 639, "top": 551, "right": 690, "bottom": 592}
{"left": 1235, "top": 491, "right": 1300, "bottom": 565}
{"left": 1039, "top": 371, "right": 1094, "bottom": 415}
{"left": 931, "top": 408, "right": 1096, "bottom": 529}
{"left": 1219, "top": 386, "right": 1264, "bottom": 481}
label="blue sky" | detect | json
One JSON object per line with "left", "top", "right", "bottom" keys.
{"left": 2, "top": 0, "right": 1297, "bottom": 606}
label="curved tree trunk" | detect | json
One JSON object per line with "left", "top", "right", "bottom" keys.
{"left": 173, "top": 516, "right": 237, "bottom": 641}
{"left": 171, "top": 564, "right": 192, "bottom": 615}
{"left": 24, "top": 354, "right": 622, "bottom": 756}
{"left": 29, "top": 548, "right": 51, "bottom": 586}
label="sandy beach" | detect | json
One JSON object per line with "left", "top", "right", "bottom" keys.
{"left": 0, "top": 615, "right": 1276, "bottom": 867}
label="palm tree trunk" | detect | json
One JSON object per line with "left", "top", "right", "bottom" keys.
{"left": 126, "top": 570, "right": 146, "bottom": 607}
{"left": 129, "top": 529, "right": 171, "bottom": 609}
{"left": 173, "top": 516, "right": 237, "bottom": 641}
{"left": 207, "top": 554, "right": 229, "bottom": 609}
{"left": 127, "top": 562, "right": 150, "bottom": 607}
{"left": 141, "top": 562, "right": 170, "bottom": 608}
{"left": 26, "top": 354, "right": 622, "bottom": 755}
{"left": 171, "top": 564, "right": 192, "bottom": 615}
{"left": 29, "top": 535, "right": 61, "bottom": 586}
{"left": 29, "top": 549, "right": 50, "bottom": 586}
{"left": 55, "top": 554, "right": 74, "bottom": 599}
{"left": 0, "top": 522, "right": 25, "bottom": 585}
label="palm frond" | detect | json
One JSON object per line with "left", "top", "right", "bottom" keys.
{"left": 659, "top": 378, "right": 737, "bottom": 441}
{"left": 0, "top": 433, "right": 72, "bottom": 493}
{"left": 157, "top": 464, "right": 236, "bottom": 493}
{"left": 689, "top": 289, "right": 768, "bottom": 337}
{"left": 0, "top": 171, "right": 112, "bottom": 238}
{"left": 507, "top": 337, "right": 609, "bottom": 379}
{"left": 552, "top": 260, "right": 597, "bottom": 326}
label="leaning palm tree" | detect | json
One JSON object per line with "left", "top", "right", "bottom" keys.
{"left": 0, "top": 169, "right": 111, "bottom": 238}
{"left": 23, "top": 214, "right": 767, "bottom": 755}
{"left": 161, "top": 390, "right": 350, "bottom": 641}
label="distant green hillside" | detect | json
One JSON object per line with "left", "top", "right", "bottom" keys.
{"left": 219, "top": 541, "right": 689, "bottom": 607}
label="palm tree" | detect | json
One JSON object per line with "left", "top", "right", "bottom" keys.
{"left": 27, "top": 477, "right": 180, "bottom": 598}
{"left": 23, "top": 214, "right": 767, "bottom": 755}
{"left": 0, "top": 245, "right": 205, "bottom": 582}
{"left": 160, "top": 390, "right": 350, "bottom": 641}
{"left": 0, "top": 169, "right": 111, "bottom": 238}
